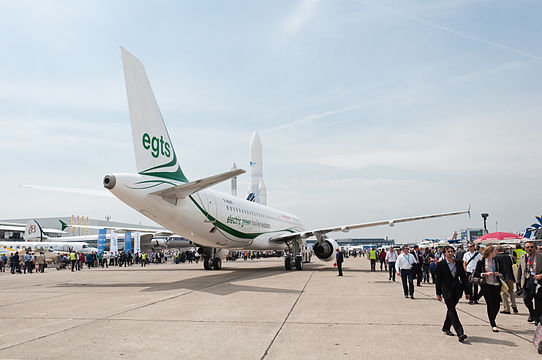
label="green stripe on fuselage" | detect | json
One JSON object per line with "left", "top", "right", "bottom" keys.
{"left": 188, "top": 195, "right": 295, "bottom": 240}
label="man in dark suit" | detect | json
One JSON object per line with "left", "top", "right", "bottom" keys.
{"left": 435, "top": 245, "right": 471, "bottom": 342}
{"left": 517, "top": 241, "right": 542, "bottom": 324}
{"left": 336, "top": 248, "right": 344, "bottom": 276}
{"left": 411, "top": 245, "right": 424, "bottom": 286}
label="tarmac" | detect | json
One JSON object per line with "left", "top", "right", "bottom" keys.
{"left": 0, "top": 256, "right": 539, "bottom": 359}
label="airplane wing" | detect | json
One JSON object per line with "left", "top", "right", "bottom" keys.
{"left": 0, "top": 225, "right": 25, "bottom": 231}
{"left": 68, "top": 224, "right": 173, "bottom": 235}
{"left": 21, "top": 185, "right": 114, "bottom": 197}
{"left": 270, "top": 209, "right": 470, "bottom": 243}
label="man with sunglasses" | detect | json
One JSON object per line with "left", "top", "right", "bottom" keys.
{"left": 516, "top": 241, "right": 542, "bottom": 324}
{"left": 463, "top": 243, "right": 481, "bottom": 304}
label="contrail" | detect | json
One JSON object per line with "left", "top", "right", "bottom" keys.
{"left": 359, "top": 0, "right": 542, "bottom": 62}
{"left": 266, "top": 99, "right": 391, "bottom": 133}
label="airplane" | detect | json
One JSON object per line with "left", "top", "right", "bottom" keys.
{"left": 0, "top": 240, "right": 97, "bottom": 254}
{"left": 25, "top": 220, "right": 193, "bottom": 250}
{"left": 102, "top": 48, "right": 470, "bottom": 271}
{"left": 0, "top": 220, "right": 66, "bottom": 240}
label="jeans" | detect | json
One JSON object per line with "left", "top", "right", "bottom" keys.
{"left": 401, "top": 269, "right": 414, "bottom": 296}
{"left": 388, "top": 262, "right": 396, "bottom": 281}
{"left": 423, "top": 264, "right": 430, "bottom": 283}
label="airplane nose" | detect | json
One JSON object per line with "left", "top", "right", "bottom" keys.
{"left": 103, "top": 175, "right": 116, "bottom": 190}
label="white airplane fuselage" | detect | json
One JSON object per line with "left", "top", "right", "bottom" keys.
{"left": 0, "top": 241, "right": 97, "bottom": 254}
{"left": 109, "top": 173, "right": 304, "bottom": 251}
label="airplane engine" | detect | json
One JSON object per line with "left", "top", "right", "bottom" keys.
{"left": 312, "top": 238, "right": 339, "bottom": 262}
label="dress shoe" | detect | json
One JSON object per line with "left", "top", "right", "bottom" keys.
{"left": 405, "top": 295, "right": 409, "bottom": 299}
{"left": 410, "top": 295, "right": 414, "bottom": 299}
{"left": 500, "top": 310, "right": 511, "bottom": 314}
{"left": 492, "top": 327, "right": 499, "bottom": 332}
{"left": 458, "top": 334, "right": 467, "bottom": 342}
{"left": 473, "top": 300, "right": 479, "bottom": 304}
{"left": 528, "top": 315, "right": 535, "bottom": 323}
{"left": 512, "top": 307, "right": 518, "bottom": 313}
{"left": 442, "top": 329, "right": 454, "bottom": 336}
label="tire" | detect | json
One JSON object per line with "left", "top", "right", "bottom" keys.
{"left": 203, "top": 258, "right": 211, "bottom": 270}
{"left": 285, "top": 257, "right": 292, "bottom": 270}
{"left": 212, "top": 258, "right": 222, "bottom": 270}
{"left": 295, "top": 257, "right": 303, "bottom": 270}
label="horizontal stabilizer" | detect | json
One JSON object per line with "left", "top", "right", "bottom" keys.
{"left": 151, "top": 168, "right": 245, "bottom": 200}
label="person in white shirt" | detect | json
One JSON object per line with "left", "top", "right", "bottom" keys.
{"left": 463, "top": 243, "right": 481, "bottom": 304}
{"left": 396, "top": 245, "right": 418, "bottom": 299}
{"left": 386, "top": 248, "right": 398, "bottom": 282}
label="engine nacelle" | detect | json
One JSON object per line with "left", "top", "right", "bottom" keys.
{"left": 312, "top": 238, "right": 339, "bottom": 262}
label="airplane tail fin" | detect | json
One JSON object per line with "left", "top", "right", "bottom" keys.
{"left": 120, "top": 47, "right": 188, "bottom": 183}
{"left": 59, "top": 219, "right": 68, "bottom": 231}
{"left": 24, "top": 220, "right": 45, "bottom": 242}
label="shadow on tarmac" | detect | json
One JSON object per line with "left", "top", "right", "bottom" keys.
{"left": 465, "top": 336, "right": 518, "bottom": 347}
{"left": 55, "top": 266, "right": 307, "bottom": 296}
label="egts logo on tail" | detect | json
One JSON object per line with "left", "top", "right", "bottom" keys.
{"left": 142, "top": 133, "right": 171, "bottom": 158}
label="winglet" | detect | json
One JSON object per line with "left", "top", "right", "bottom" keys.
{"left": 467, "top": 203, "right": 471, "bottom": 219}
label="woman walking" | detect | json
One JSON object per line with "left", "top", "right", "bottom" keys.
{"left": 474, "top": 245, "right": 502, "bottom": 332}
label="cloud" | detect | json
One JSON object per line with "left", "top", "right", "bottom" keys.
{"left": 282, "top": 0, "right": 319, "bottom": 35}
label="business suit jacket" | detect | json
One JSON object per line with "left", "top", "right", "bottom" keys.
{"left": 435, "top": 259, "right": 471, "bottom": 299}
{"left": 516, "top": 252, "right": 542, "bottom": 287}
{"left": 495, "top": 253, "right": 515, "bottom": 282}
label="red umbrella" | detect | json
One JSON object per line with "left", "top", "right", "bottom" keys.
{"left": 473, "top": 232, "right": 524, "bottom": 244}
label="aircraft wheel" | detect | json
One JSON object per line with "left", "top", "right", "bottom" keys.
{"left": 203, "top": 258, "right": 211, "bottom": 270}
{"left": 212, "top": 258, "right": 222, "bottom": 270}
{"left": 285, "top": 257, "right": 292, "bottom": 270}
{"left": 295, "top": 257, "right": 303, "bottom": 270}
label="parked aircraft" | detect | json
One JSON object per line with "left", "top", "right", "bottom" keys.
{"left": 103, "top": 48, "right": 469, "bottom": 271}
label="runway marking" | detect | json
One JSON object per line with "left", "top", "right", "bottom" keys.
{"left": 260, "top": 270, "right": 315, "bottom": 360}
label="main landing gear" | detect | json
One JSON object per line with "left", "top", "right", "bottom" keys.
{"left": 201, "top": 247, "right": 223, "bottom": 271}
{"left": 203, "top": 257, "right": 222, "bottom": 270}
{"left": 284, "top": 240, "right": 303, "bottom": 271}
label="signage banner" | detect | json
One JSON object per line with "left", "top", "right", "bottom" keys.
{"left": 110, "top": 232, "right": 118, "bottom": 254}
{"left": 134, "top": 232, "right": 141, "bottom": 253}
{"left": 125, "top": 231, "right": 132, "bottom": 254}
{"left": 98, "top": 229, "right": 106, "bottom": 254}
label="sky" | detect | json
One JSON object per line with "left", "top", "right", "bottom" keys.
{"left": 1, "top": 0, "right": 541, "bottom": 243}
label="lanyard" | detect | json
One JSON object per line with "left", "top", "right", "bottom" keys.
{"left": 492, "top": 260, "right": 497, "bottom": 283}
{"left": 528, "top": 255, "right": 535, "bottom": 275}
{"left": 404, "top": 254, "right": 410, "bottom": 265}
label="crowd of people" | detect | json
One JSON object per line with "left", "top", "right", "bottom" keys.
{"left": 351, "top": 241, "right": 542, "bottom": 344}
{"left": 0, "top": 248, "right": 285, "bottom": 274}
